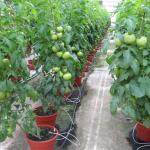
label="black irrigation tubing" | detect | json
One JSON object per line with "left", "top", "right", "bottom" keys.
{"left": 56, "top": 66, "right": 93, "bottom": 148}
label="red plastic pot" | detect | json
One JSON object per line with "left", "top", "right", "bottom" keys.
{"left": 80, "top": 71, "right": 85, "bottom": 77}
{"left": 64, "top": 92, "right": 71, "bottom": 99}
{"left": 73, "top": 76, "right": 82, "bottom": 87}
{"left": 83, "top": 61, "right": 92, "bottom": 73}
{"left": 136, "top": 123, "right": 150, "bottom": 142}
{"left": 10, "top": 76, "right": 22, "bottom": 81}
{"left": 92, "top": 50, "right": 97, "bottom": 54}
{"left": 28, "top": 64, "right": 35, "bottom": 70}
{"left": 83, "top": 64, "right": 89, "bottom": 72}
{"left": 35, "top": 107, "right": 57, "bottom": 126}
{"left": 26, "top": 125, "right": 58, "bottom": 150}
{"left": 90, "top": 51, "right": 96, "bottom": 56}
{"left": 87, "top": 55, "right": 95, "bottom": 62}
{"left": 28, "top": 60, "right": 35, "bottom": 70}
{"left": 28, "top": 60, "right": 33, "bottom": 64}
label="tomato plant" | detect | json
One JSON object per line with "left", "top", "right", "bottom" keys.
{"left": 0, "top": 1, "right": 38, "bottom": 141}
{"left": 0, "top": 0, "right": 110, "bottom": 142}
{"left": 108, "top": 0, "right": 150, "bottom": 128}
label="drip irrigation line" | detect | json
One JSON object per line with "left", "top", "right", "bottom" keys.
{"left": 49, "top": 130, "right": 80, "bottom": 147}
{"left": 57, "top": 82, "right": 82, "bottom": 148}
{"left": 137, "top": 145, "right": 150, "bottom": 150}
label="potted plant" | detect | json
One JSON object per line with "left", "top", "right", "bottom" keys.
{"left": 108, "top": 0, "right": 150, "bottom": 142}
{"left": 16, "top": 108, "right": 59, "bottom": 150}
{"left": 26, "top": 124, "right": 58, "bottom": 150}
{"left": 0, "top": 1, "right": 39, "bottom": 142}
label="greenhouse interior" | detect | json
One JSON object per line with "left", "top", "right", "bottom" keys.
{"left": 0, "top": 0, "right": 150, "bottom": 150}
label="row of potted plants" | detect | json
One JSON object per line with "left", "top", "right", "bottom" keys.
{"left": 0, "top": 0, "right": 110, "bottom": 149}
{"left": 107, "top": 0, "right": 150, "bottom": 143}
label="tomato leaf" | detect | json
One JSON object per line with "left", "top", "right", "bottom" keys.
{"left": 145, "top": 102, "right": 150, "bottom": 115}
{"left": 110, "top": 96, "right": 119, "bottom": 114}
{"left": 130, "top": 59, "right": 140, "bottom": 75}
{"left": 129, "top": 80, "right": 145, "bottom": 98}
{"left": 123, "top": 50, "right": 133, "bottom": 68}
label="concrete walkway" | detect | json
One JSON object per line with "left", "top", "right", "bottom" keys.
{"left": 67, "top": 0, "right": 133, "bottom": 150}
{"left": 0, "top": 1, "right": 133, "bottom": 150}
{"left": 67, "top": 54, "right": 133, "bottom": 150}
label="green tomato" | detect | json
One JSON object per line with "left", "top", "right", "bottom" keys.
{"left": 124, "top": 33, "right": 136, "bottom": 44}
{"left": 62, "top": 52, "right": 72, "bottom": 60}
{"left": 57, "top": 33, "right": 63, "bottom": 39}
{"left": 136, "top": 36, "right": 147, "bottom": 47}
{"left": 115, "top": 38, "right": 122, "bottom": 47}
{"left": 52, "top": 46, "right": 59, "bottom": 53}
{"left": 51, "top": 31, "right": 55, "bottom": 35}
{"left": 3, "top": 59, "right": 10, "bottom": 66}
{"left": 57, "top": 26, "right": 63, "bottom": 32}
{"left": 51, "top": 34, "right": 58, "bottom": 40}
{"left": 59, "top": 71, "right": 63, "bottom": 77}
{"left": 0, "top": 92, "right": 6, "bottom": 101}
{"left": 63, "top": 73, "right": 72, "bottom": 81}
{"left": 66, "top": 25, "right": 72, "bottom": 32}
{"left": 63, "top": 67, "right": 68, "bottom": 73}
{"left": 53, "top": 67, "right": 60, "bottom": 72}
{"left": 71, "top": 47, "right": 77, "bottom": 51}
{"left": 77, "top": 51, "right": 83, "bottom": 57}
{"left": 56, "top": 51, "right": 63, "bottom": 58}
{"left": 60, "top": 42, "right": 65, "bottom": 47}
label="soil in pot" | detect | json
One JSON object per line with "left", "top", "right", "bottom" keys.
{"left": 28, "top": 127, "right": 56, "bottom": 141}
{"left": 26, "top": 125, "right": 58, "bottom": 150}
{"left": 34, "top": 106, "right": 56, "bottom": 116}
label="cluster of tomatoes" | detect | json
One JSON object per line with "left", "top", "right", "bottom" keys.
{"left": 50, "top": 25, "right": 83, "bottom": 81}
{"left": 115, "top": 33, "right": 147, "bottom": 47}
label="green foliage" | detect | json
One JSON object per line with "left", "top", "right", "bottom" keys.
{"left": 0, "top": 0, "right": 110, "bottom": 141}
{"left": 108, "top": 0, "right": 150, "bottom": 127}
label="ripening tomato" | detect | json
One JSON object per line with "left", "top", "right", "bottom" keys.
{"left": 115, "top": 38, "right": 122, "bottom": 47}
{"left": 136, "top": 36, "right": 147, "bottom": 47}
{"left": 59, "top": 71, "right": 63, "bottom": 77}
{"left": 52, "top": 46, "right": 59, "bottom": 52}
{"left": 66, "top": 25, "right": 72, "bottom": 32}
{"left": 124, "top": 33, "right": 136, "bottom": 44}
{"left": 57, "top": 26, "right": 63, "bottom": 32}
{"left": 53, "top": 67, "right": 60, "bottom": 72}
{"left": 57, "top": 33, "right": 63, "bottom": 39}
{"left": 63, "top": 73, "right": 72, "bottom": 80}
{"left": 51, "top": 34, "right": 58, "bottom": 40}
{"left": 56, "top": 51, "right": 63, "bottom": 58}
{"left": 62, "top": 52, "right": 72, "bottom": 59}
{"left": 77, "top": 51, "right": 83, "bottom": 57}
